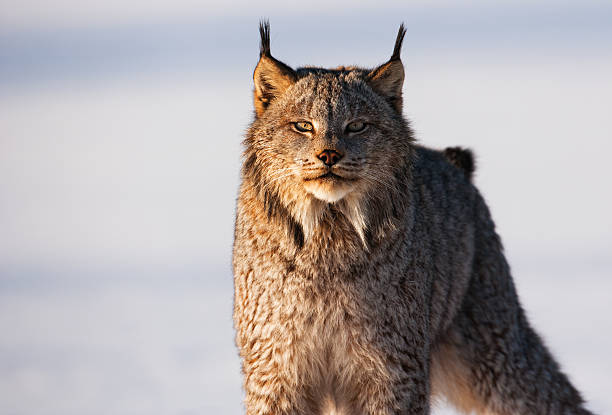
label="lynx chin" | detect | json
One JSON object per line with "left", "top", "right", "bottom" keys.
{"left": 232, "top": 21, "right": 594, "bottom": 415}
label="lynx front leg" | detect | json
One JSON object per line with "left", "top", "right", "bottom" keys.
{"left": 338, "top": 333, "right": 431, "bottom": 415}
{"left": 432, "top": 245, "right": 594, "bottom": 414}
{"left": 242, "top": 343, "right": 430, "bottom": 415}
{"left": 237, "top": 324, "right": 312, "bottom": 414}
{"left": 351, "top": 367, "right": 430, "bottom": 415}
{"left": 340, "top": 366, "right": 429, "bottom": 414}
{"left": 243, "top": 357, "right": 317, "bottom": 415}
{"left": 242, "top": 365, "right": 297, "bottom": 415}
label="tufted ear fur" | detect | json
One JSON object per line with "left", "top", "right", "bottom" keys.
{"left": 253, "top": 21, "right": 297, "bottom": 117}
{"left": 367, "top": 24, "right": 406, "bottom": 113}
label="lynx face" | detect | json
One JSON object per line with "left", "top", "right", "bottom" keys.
{"left": 243, "top": 23, "right": 410, "bottom": 241}
{"left": 253, "top": 70, "right": 408, "bottom": 204}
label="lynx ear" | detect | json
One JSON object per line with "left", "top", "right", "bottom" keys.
{"left": 253, "top": 21, "right": 297, "bottom": 117}
{"left": 367, "top": 24, "right": 406, "bottom": 113}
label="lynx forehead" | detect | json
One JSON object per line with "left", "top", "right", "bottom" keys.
{"left": 233, "top": 21, "right": 593, "bottom": 415}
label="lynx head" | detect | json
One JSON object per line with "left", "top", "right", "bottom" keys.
{"left": 243, "top": 21, "right": 413, "bottom": 245}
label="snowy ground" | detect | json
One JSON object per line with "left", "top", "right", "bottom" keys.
{"left": 0, "top": 262, "right": 610, "bottom": 414}
{"left": 1, "top": 2, "right": 611, "bottom": 414}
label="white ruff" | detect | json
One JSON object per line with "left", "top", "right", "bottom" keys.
{"left": 295, "top": 188, "right": 368, "bottom": 246}
{"left": 337, "top": 194, "right": 368, "bottom": 247}
{"left": 307, "top": 185, "right": 352, "bottom": 203}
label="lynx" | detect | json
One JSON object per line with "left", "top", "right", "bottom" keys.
{"left": 232, "top": 22, "right": 593, "bottom": 415}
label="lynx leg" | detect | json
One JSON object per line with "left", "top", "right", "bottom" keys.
{"left": 431, "top": 268, "right": 593, "bottom": 414}
{"left": 334, "top": 344, "right": 431, "bottom": 415}
{"left": 242, "top": 372, "right": 304, "bottom": 415}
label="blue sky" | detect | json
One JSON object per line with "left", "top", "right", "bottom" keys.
{"left": 2, "top": 2, "right": 612, "bottom": 86}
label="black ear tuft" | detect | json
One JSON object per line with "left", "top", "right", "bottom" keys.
{"left": 366, "top": 24, "right": 406, "bottom": 113}
{"left": 253, "top": 20, "right": 297, "bottom": 117}
{"left": 259, "top": 19, "right": 271, "bottom": 57}
{"left": 390, "top": 23, "right": 406, "bottom": 61}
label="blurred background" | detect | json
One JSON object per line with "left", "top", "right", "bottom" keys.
{"left": 1, "top": 0, "right": 611, "bottom": 414}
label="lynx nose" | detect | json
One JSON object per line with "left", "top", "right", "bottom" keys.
{"left": 317, "top": 149, "right": 343, "bottom": 166}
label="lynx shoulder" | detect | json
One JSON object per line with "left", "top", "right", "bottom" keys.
{"left": 232, "top": 21, "right": 593, "bottom": 415}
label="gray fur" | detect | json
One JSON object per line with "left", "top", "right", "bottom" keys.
{"left": 232, "top": 23, "right": 593, "bottom": 415}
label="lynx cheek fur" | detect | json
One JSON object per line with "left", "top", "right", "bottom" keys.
{"left": 232, "top": 22, "right": 593, "bottom": 415}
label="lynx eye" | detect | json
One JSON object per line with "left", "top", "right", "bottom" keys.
{"left": 293, "top": 121, "right": 314, "bottom": 133}
{"left": 346, "top": 121, "right": 366, "bottom": 133}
